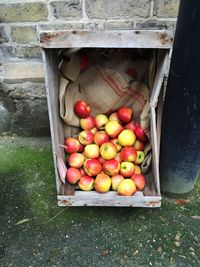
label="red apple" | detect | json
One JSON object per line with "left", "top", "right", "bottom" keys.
{"left": 84, "top": 144, "right": 99, "bottom": 158}
{"left": 133, "top": 140, "right": 146, "bottom": 151}
{"left": 118, "top": 129, "right": 136, "bottom": 147}
{"left": 131, "top": 174, "right": 146, "bottom": 191}
{"left": 68, "top": 152, "right": 85, "bottom": 168}
{"left": 105, "top": 121, "right": 123, "bottom": 138}
{"left": 79, "top": 167, "right": 86, "bottom": 176}
{"left": 120, "top": 161, "right": 135, "bottom": 177}
{"left": 134, "top": 151, "right": 145, "bottom": 165}
{"left": 110, "top": 138, "right": 122, "bottom": 152}
{"left": 80, "top": 115, "right": 96, "bottom": 130}
{"left": 100, "top": 142, "right": 117, "bottom": 160}
{"left": 83, "top": 158, "right": 102, "bottom": 176}
{"left": 64, "top": 137, "right": 80, "bottom": 153}
{"left": 66, "top": 167, "right": 81, "bottom": 184}
{"left": 95, "top": 114, "right": 109, "bottom": 130}
{"left": 125, "top": 121, "right": 138, "bottom": 132}
{"left": 94, "top": 131, "right": 109, "bottom": 146}
{"left": 117, "top": 107, "right": 133, "bottom": 124}
{"left": 120, "top": 147, "right": 137, "bottom": 162}
{"left": 78, "top": 175, "right": 94, "bottom": 191}
{"left": 103, "top": 159, "right": 120, "bottom": 176}
{"left": 94, "top": 173, "right": 111, "bottom": 193}
{"left": 117, "top": 179, "right": 136, "bottom": 196}
{"left": 77, "top": 142, "right": 85, "bottom": 153}
{"left": 97, "top": 156, "right": 106, "bottom": 165}
{"left": 78, "top": 130, "right": 94, "bottom": 145}
{"left": 74, "top": 100, "right": 91, "bottom": 118}
{"left": 134, "top": 165, "right": 141, "bottom": 174}
{"left": 134, "top": 125, "right": 148, "bottom": 142}
{"left": 111, "top": 174, "right": 124, "bottom": 191}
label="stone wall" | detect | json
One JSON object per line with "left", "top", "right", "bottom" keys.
{"left": 0, "top": 0, "right": 180, "bottom": 136}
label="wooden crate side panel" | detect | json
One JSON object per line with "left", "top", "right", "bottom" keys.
{"left": 40, "top": 30, "right": 173, "bottom": 49}
{"left": 57, "top": 191, "right": 161, "bottom": 207}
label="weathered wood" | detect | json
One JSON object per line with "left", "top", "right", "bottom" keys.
{"left": 40, "top": 30, "right": 173, "bottom": 49}
{"left": 57, "top": 191, "right": 161, "bottom": 207}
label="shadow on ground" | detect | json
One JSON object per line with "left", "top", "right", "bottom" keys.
{"left": 0, "top": 137, "right": 199, "bottom": 267}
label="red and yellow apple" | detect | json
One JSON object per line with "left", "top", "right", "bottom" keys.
{"left": 134, "top": 151, "right": 145, "bottom": 165}
{"left": 111, "top": 174, "right": 124, "bottom": 191}
{"left": 64, "top": 137, "right": 80, "bottom": 153}
{"left": 78, "top": 130, "right": 94, "bottom": 145}
{"left": 80, "top": 115, "right": 96, "bottom": 130}
{"left": 120, "top": 147, "right": 137, "bottom": 162}
{"left": 78, "top": 175, "right": 94, "bottom": 191}
{"left": 105, "top": 121, "right": 123, "bottom": 138}
{"left": 117, "top": 106, "right": 133, "bottom": 124}
{"left": 84, "top": 144, "right": 99, "bottom": 158}
{"left": 120, "top": 161, "right": 135, "bottom": 177}
{"left": 114, "top": 152, "right": 123, "bottom": 163}
{"left": 100, "top": 142, "right": 117, "bottom": 160}
{"left": 66, "top": 167, "right": 81, "bottom": 184}
{"left": 133, "top": 140, "right": 146, "bottom": 151}
{"left": 108, "top": 112, "right": 119, "bottom": 122}
{"left": 103, "top": 159, "right": 120, "bottom": 176}
{"left": 117, "top": 179, "right": 136, "bottom": 196}
{"left": 118, "top": 129, "right": 136, "bottom": 146}
{"left": 74, "top": 100, "right": 91, "bottom": 118}
{"left": 125, "top": 121, "right": 138, "bottom": 132}
{"left": 131, "top": 174, "right": 146, "bottom": 191}
{"left": 95, "top": 114, "right": 109, "bottom": 130}
{"left": 94, "top": 131, "right": 109, "bottom": 146}
{"left": 83, "top": 158, "right": 102, "bottom": 176}
{"left": 110, "top": 138, "right": 122, "bottom": 152}
{"left": 68, "top": 152, "right": 85, "bottom": 168}
{"left": 94, "top": 173, "right": 111, "bottom": 193}
{"left": 134, "top": 125, "right": 148, "bottom": 142}
{"left": 134, "top": 165, "right": 141, "bottom": 174}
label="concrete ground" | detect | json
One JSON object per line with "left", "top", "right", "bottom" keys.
{"left": 0, "top": 136, "right": 199, "bottom": 267}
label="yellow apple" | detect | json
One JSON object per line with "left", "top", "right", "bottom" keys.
{"left": 118, "top": 129, "right": 136, "bottom": 146}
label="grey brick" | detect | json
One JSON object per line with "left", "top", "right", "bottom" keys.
{"left": 11, "top": 26, "right": 38, "bottom": 44}
{"left": 85, "top": 0, "right": 151, "bottom": 19}
{"left": 154, "top": 0, "right": 180, "bottom": 18}
{"left": 0, "top": 2, "right": 48, "bottom": 23}
{"left": 0, "top": 26, "right": 9, "bottom": 43}
{"left": 50, "top": 0, "right": 83, "bottom": 20}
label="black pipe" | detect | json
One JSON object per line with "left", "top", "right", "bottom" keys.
{"left": 160, "top": 0, "right": 200, "bottom": 194}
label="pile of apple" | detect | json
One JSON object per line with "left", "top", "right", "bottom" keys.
{"left": 64, "top": 100, "right": 148, "bottom": 196}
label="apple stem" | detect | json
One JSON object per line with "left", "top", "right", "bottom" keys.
{"left": 59, "top": 144, "right": 66, "bottom": 148}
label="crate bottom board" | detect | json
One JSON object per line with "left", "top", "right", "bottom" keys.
{"left": 57, "top": 191, "right": 161, "bottom": 207}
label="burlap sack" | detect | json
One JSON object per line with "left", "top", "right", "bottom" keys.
{"left": 58, "top": 49, "right": 156, "bottom": 173}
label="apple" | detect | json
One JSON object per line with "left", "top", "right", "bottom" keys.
{"left": 133, "top": 140, "right": 146, "bottom": 151}
{"left": 78, "top": 130, "right": 94, "bottom": 145}
{"left": 134, "top": 165, "right": 141, "bottom": 174}
{"left": 66, "top": 167, "right": 81, "bottom": 184}
{"left": 125, "top": 121, "right": 138, "bottom": 132}
{"left": 120, "top": 161, "right": 135, "bottom": 177}
{"left": 117, "top": 107, "right": 133, "bottom": 124}
{"left": 64, "top": 137, "right": 80, "bottom": 153}
{"left": 77, "top": 142, "right": 85, "bottom": 153}
{"left": 68, "top": 152, "right": 85, "bottom": 168}
{"left": 111, "top": 174, "right": 124, "bottom": 191}
{"left": 94, "top": 173, "right": 111, "bottom": 193}
{"left": 114, "top": 152, "right": 123, "bottom": 163}
{"left": 131, "top": 174, "right": 146, "bottom": 191}
{"left": 110, "top": 138, "right": 122, "bottom": 152}
{"left": 95, "top": 114, "right": 109, "bottom": 130}
{"left": 103, "top": 159, "right": 120, "bottom": 176}
{"left": 118, "top": 129, "right": 136, "bottom": 146}
{"left": 134, "top": 125, "right": 148, "bottom": 142}
{"left": 134, "top": 151, "right": 145, "bottom": 165}
{"left": 100, "top": 142, "right": 117, "bottom": 160}
{"left": 84, "top": 144, "right": 99, "bottom": 158}
{"left": 74, "top": 100, "right": 91, "bottom": 118}
{"left": 105, "top": 121, "right": 123, "bottom": 138}
{"left": 90, "top": 127, "right": 98, "bottom": 134}
{"left": 108, "top": 112, "right": 119, "bottom": 122}
{"left": 79, "top": 167, "right": 86, "bottom": 176}
{"left": 78, "top": 175, "right": 94, "bottom": 191}
{"left": 120, "top": 147, "right": 137, "bottom": 162}
{"left": 117, "top": 179, "right": 136, "bottom": 196}
{"left": 80, "top": 115, "right": 96, "bottom": 130}
{"left": 94, "top": 131, "right": 109, "bottom": 146}
{"left": 83, "top": 158, "right": 102, "bottom": 176}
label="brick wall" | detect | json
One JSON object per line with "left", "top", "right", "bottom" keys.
{"left": 0, "top": 0, "right": 180, "bottom": 136}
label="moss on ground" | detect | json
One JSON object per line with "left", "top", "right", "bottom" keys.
{"left": 0, "top": 137, "right": 199, "bottom": 267}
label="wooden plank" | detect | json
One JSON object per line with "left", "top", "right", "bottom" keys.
{"left": 143, "top": 171, "right": 158, "bottom": 196}
{"left": 42, "top": 48, "right": 75, "bottom": 195}
{"left": 57, "top": 191, "right": 161, "bottom": 207}
{"left": 40, "top": 30, "right": 173, "bottom": 49}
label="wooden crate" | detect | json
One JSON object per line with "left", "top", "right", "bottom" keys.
{"left": 40, "top": 30, "right": 173, "bottom": 207}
